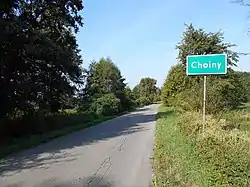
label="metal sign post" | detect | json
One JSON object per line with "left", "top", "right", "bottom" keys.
{"left": 203, "top": 76, "right": 206, "bottom": 132}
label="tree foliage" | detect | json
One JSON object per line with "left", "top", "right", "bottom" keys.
{"left": 139, "top": 78, "right": 157, "bottom": 98}
{"left": 132, "top": 77, "right": 160, "bottom": 106}
{"left": 236, "top": 71, "right": 250, "bottom": 101}
{"left": 89, "top": 94, "right": 121, "bottom": 116}
{"left": 176, "top": 24, "right": 239, "bottom": 66}
{"left": 83, "top": 57, "right": 126, "bottom": 101}
{"left": 162, "top": 24, "right": 247, "bottom": 113}
{"left": 81, "top": 57, "right": 137, "bottom": 113}
{"left": 0, "top": 0, "right": 84, "bottom": 117}
{"left": 161, "top": 63, "right": 191, "bottom": 106}
{"left": 0, "top": 1, "right": 158, "bottom": 150}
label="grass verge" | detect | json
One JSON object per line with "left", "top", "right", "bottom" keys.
{"left": 221, "top": 103, "right": 250, "bottom": 132}
{"left": 152, "top": 105, "right": 250, "bottom": 187}
{"left": 152, "top": 106, "right": 211, "bottom": 187}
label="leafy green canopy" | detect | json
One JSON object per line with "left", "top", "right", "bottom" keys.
{"left": 81, "top": 57, "right": 137, "bottom": 113}
{"left": 132, "top": 77, "right": 160, "bottom": 106}
{"left": 90, "top": 94, "right": 121, "bottom": 116}
{"left": 176, "top": 24, "right": 239, "bottom": 66}
{"left": 83, "top": 57, "right": 126, "bottom": 101}
{"left": 236, "top": 71, "right": 250, "bottom": 101}
{"left": 0, "top": 0, "right": 84, "bottom": 117}
{"left": 162, "top": 64, "right": 247, "bottom": 113}
{"left": 162, "top": 24, "right": 247, "bottom": 113}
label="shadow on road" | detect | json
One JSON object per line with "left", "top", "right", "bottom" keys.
{"left": 0, "top": 107, "right": 157, "bottom": 177}
{"left": 5, "top": 176, "right": 113, "bottom": 187}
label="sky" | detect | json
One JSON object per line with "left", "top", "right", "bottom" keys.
{"left": 76, "top": 0, "right": 250, "bottom": 88}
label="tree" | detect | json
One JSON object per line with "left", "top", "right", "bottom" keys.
{"left": 162, "top": 24, "right": 247, "bottom": 113}
{"left": 161, "top": 63, "right": 189, "bottom": 105}
{"left": 132, "top": 84, "right": 140, "bottom": 99}
{"left": 0, "top": 0, "right": 84, "bottom": 117}
{"left": 89, "top": 94, "right": 121, "bottom": 116}
{"left": 81, "top": 57, "right": 134, "bottom": 112}
{"left": 235, "top": 71, "right": 250, "bottom": 101}
{"left": 79, "top": 60, "right": 97, "bottom": 105}
{"left": 232, "top": 0, "right": 249, "bottom": 5}
{"left": 153, "top": 87, "right": 161, "bottom": 102}
{"left": 83, "top": 57, "right": 126, "bottom": 101}
{"left": 115, "top": 86, "right": 136, "bottom": 111}
{"left": 132, "top": 77, "right": 158, "bottom": 105}
{"left": 139, "top": 78, "right": 157, "bottom": 98}
{"left": 176, "top": 24, "right": 239, "bottom": 67}
{"left": 162, "top": 64, "right": 247, "bottom": 113}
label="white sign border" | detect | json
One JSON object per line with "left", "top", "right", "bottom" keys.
{"left": 186, "top": 53, "right": 228, "bottom": 76}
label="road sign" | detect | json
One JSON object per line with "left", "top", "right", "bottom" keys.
{"left": 186, "top": 53, "right": 227, "bottom": 132}
{"left": 186, "top": 54, "right": 227, "bottom": 75}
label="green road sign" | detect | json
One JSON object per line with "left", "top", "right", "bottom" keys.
{"left": 186, "top": 54, "right": 227, "bottom": 75}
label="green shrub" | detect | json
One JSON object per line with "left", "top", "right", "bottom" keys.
{"left": 222, "top": 108, "right": 250, "bottom": 132}
{"left": 90, "top": 94, "right": 121, "bottom": 116}
{"left": 161, "top": 64, "right": 247, "bottom": 113}
{"left": 161, "top": 63, "right": 189, "bottom": 106}
{"left": 115, "top": 90, "right": 135, "bottom": 111}
{"left": 196, "top": 131, "right": 250, "bottom": 187}
{"left": 178, "top": 112, "right": 250, "bottom": 187}
{"left": 135, "top": 96, "right": 151, "bottom": 107}
{"left": 0, "top": 110, "right": 97, "bottom": 141}
{"left": 236, "top": 71, "right": 250, "bottom": 102}
{"left": 153, "top": 94, "right": 161, "bottom": 103}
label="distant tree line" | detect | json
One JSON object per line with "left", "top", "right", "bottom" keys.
{"left": 78, "top": 57, "right": 161, "bottom": 115}
{"left": 0, "top": 1, "right": 160, "bottom": 143}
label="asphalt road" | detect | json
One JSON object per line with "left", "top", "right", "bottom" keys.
{"left": 0, "top": 104, "right": 159, "bottom": 187}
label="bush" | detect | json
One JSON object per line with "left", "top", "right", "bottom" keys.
{"left": 153, "top": 94, "right": 161, "bottom": 103}
{"left": 90, "top": 94, "right": 121, "bottom": 116}
{"left": 161, "top": 64, "right": 247, "bottom": 113}
{"left": 0, "top": 110, "right": 97, "bottom": 142}
{"left": 135, "top": 96, "right": 151, "bottom": 107}
{"left": 115, "top": 90, "right": 135, "bottom": 111}
{"left": 177, "top": 112, "right": 250, "bottom": 186}
{"left": 237, "top": 71, "right": 250, "bottom": 102}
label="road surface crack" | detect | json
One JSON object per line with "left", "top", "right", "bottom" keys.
{"left": 87, "top": 137, "right": 128, "bottom": 186}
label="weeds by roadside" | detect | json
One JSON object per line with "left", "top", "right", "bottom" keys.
{"left": 153, "top": 105, "right": 250, "bottom": 187}
{"left": 221, "top": 104, "right": 250, "bottom": 132}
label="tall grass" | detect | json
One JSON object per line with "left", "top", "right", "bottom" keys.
{"left": 153, "top": 106, "right": 211, "bottom": 187}
{"left": 153, "top": 105, "right": 250, "bottom": 187}
{"left": 221, "top": 104, "right": 250, "bottom": 132}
